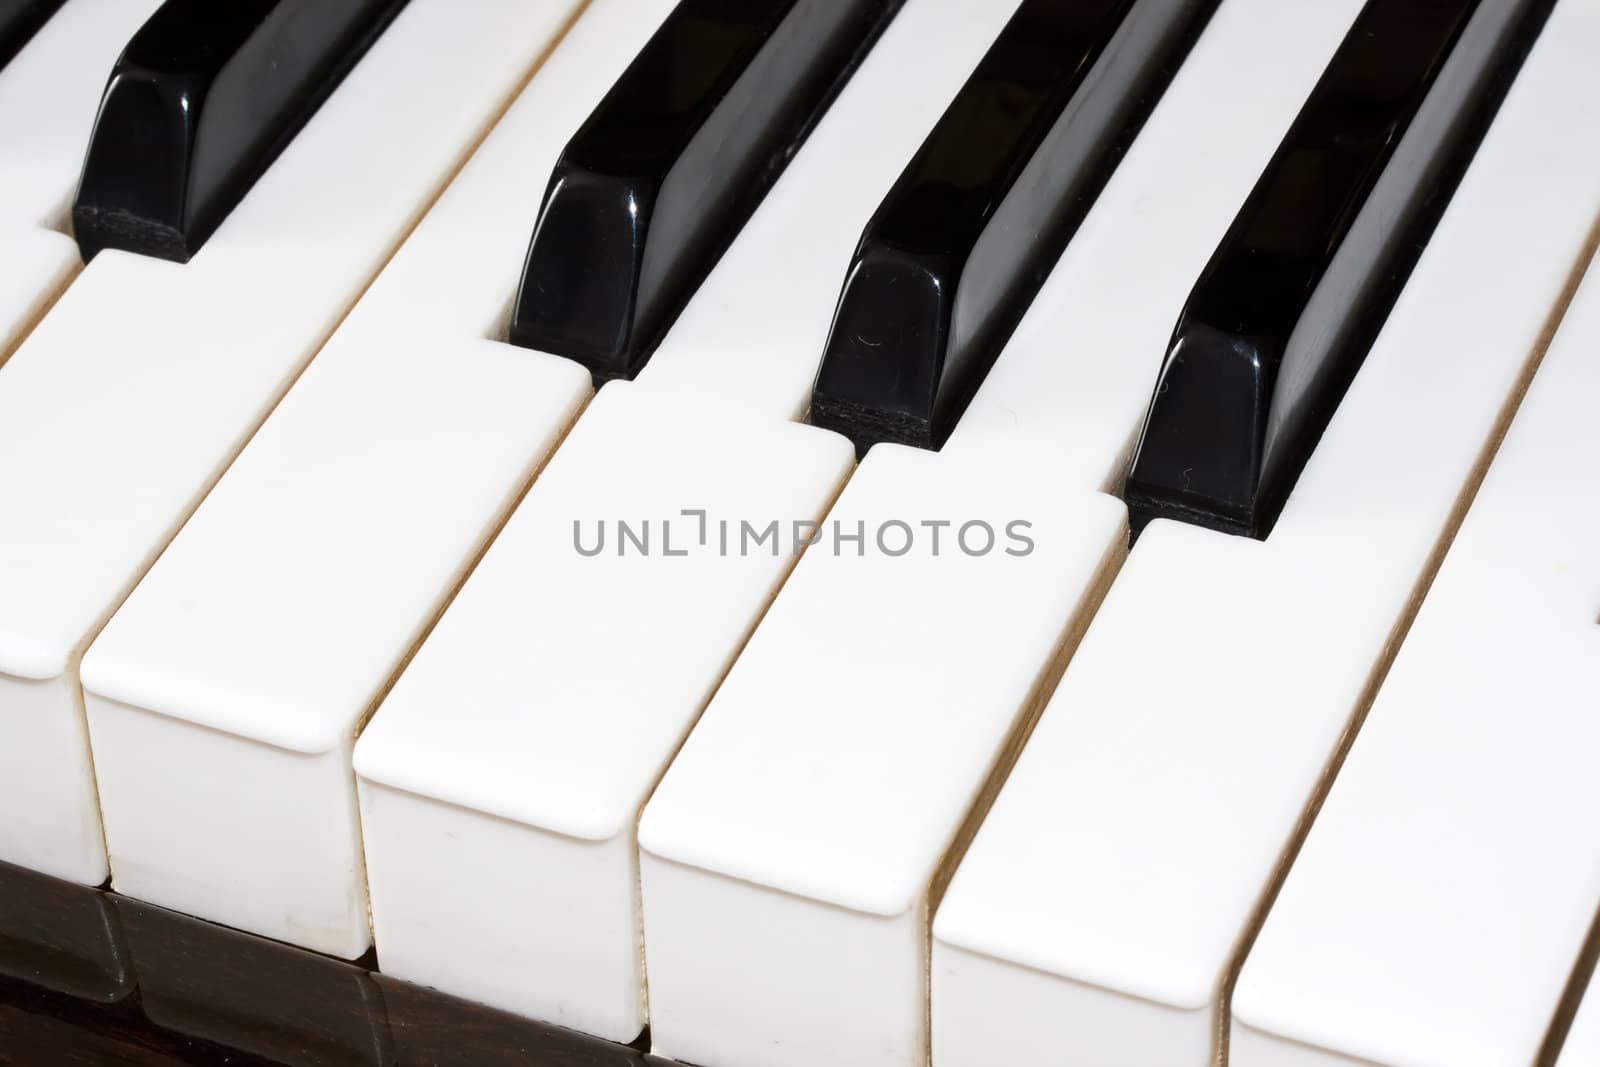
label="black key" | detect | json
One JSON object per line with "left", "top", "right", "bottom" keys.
{"left": 510, "top": 0, "right": 903, "bottom": 384}
{"left": 1123, "top": 0, "right": 1554, "bottom": 541}
{"left": 809, "top": 0, "right": 1219, "bottom": 455}
{"left": 0, "top": 0, "right": 63, "bottom": 71}
{"left": 71, "top": 0, "right": 409, "bottom": 263}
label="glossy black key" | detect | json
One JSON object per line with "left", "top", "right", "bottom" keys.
{"left": 1123, "top": 0, "right": 1554, "bottom": 540}
{"left": 0, "top": 0, "right": 63, "bottom": 70}
{"left": 71, "top": 0, "right": 409, "bottom": 263}
{"left": 809, "top": 0, "right": 1219, "bottom": 454}
{"left": 511, "top": 0, "right": 903, "bottom": 384}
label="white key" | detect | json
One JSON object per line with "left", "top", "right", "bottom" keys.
{"left": 114, "top": 895, "right": 388, "bottom": 1065}
{"left": 1231, "top": 226, "right": 1600, "bottom": 1062}
{"left": 932, "top": 4, "right": 1600, "bottom": 1064}
{"left": 74, "top": 0, "right": 660, "bottom": 971}
{"left": 0, "top": 0, "right": 585, "bottom": 893}
{"left": 0, "top": 0, "right": 163, "bottom": 360}
{"left": 0, "top": 227, "right": 75, "bottom": 364}
{"left": 351, "top": 0, "right": 1019, "bottom": 1042}
{"left": 630, "top": 3, "right": 1367, "bottom": 1067}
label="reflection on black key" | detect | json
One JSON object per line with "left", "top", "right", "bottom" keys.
{"left": 0, "top": 0, "right": 63, "bottom": 71}
{"left": 810, "top": 0, "right": 1219, "bottom": 454}
{"left": 1123, "top": 0, "right": 1554, "bottom": 540}
{"left": 511, "top": 0, "right": 903, "bottom": 384}
{"left": 72, "top": 0, "right": 409, "bottom": 263}
{"left": 113, "top": 898, "right": 391, "bottom": 1067}
{"left": 0, "top": 862, "right": 131, "bottom": 1005}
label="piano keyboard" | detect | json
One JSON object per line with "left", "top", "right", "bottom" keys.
{"left": 0, "top": 0, "right": 1596, "bottom": 1064}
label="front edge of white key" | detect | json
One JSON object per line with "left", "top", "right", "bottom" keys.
{"left": 931, "top": 3, "right": 1600, "bottom": 1064}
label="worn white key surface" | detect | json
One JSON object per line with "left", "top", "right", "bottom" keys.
{"left": 1232, "top": 228, "right": 1600, "bottom": 1064}
{"left": 631, "top": 3, "right": 1369, "bottom": 1067}
{"left": 0, "top": 0, "right": 163, "bottom": 361}
{"left": 933, "top": 4, "right": 1600, "bottom": 1065}
{"left": 352, "top": 0, "right": 1019, "bottom": 1043}
{"left": 0, "top": 0, "right": 585, "bottom": 891}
